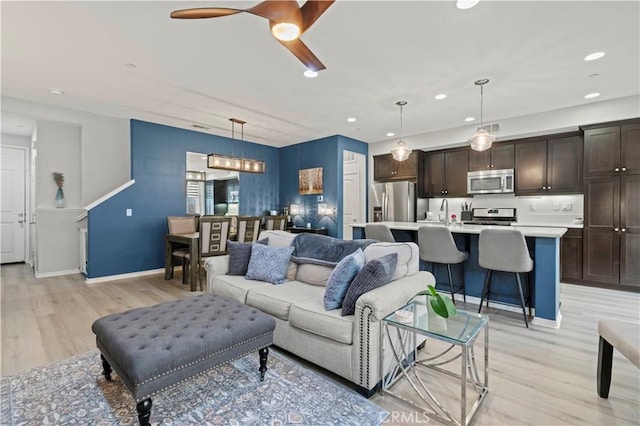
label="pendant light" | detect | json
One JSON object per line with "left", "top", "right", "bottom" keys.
{"left": 390, "top": 100, "right": 411, "bottom": 161}
{"left": 468, "top": 79, "right": 496, "bottom": 152}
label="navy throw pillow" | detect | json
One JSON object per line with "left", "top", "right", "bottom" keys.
{"left": 227, "top": 238, "right": 268, "bottom": 276}
{"left": 341, "top": 253, "right": 397, "bottom": 316}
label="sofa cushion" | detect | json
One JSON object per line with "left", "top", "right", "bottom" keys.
{"left": 258, "top": 230, "right": 298, "bottom": 280}
{"left": 227, "top": 237, "right": 269, "bottom": 276}
{"left": 341, "top": 253, "right": 398, "bottom": 316}
{"left": 246, "top": 281, "right": 324, "bottom": 321}
{"left": 289, "top": 297, "right": 354, "bottom": 345}
{"left": 246, "top": 243, "right": 295, "bottom": 285}
{"left": 363, "top": 242, "right": 419, "bottom": 280}
{"left": 210, "top": 275, "right": 271, "bottom": 304}
{"left": 296, "top": 263, "right": 334, "bottom": 286}
{"left": 324, "top": 249, "right": 365, "bottom": 310}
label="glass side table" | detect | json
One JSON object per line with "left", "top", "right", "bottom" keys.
{"left": 380, "top": 299, "right": 489, "bottom": 426}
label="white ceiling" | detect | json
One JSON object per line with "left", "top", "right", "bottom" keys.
{"left": 2, "top": 1, "right": 639, "bottom": 147}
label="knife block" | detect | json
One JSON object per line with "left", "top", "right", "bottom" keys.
{"left": 461, "top": 211, "right": 473, "bottom": 221}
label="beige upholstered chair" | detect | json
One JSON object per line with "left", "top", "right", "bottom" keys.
{"left": 478, "top": 228, "right": 533, "bottom": 327}
{"left": 265, "top": 215, "right": 287, "bottom": 231}
{"left": 364, "top": 223, "right": 395, "bottom": 242}
{"left": 167, "top": 216, "right": 198, "bottom": 283}
{"left": 418, "top": 226, "right": 468, "bottom": 304}
{"left": 236, "top": 216, "right": 262, "bottom": 243}
{"left": 185, "top": 216, "right": 231, "bottom": 290}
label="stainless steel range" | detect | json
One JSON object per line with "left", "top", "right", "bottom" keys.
{"left": 464, "top": 208, "right": 517, "bottom": 226}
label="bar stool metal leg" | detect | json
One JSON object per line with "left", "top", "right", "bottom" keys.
{"left": 446, "top": 264, "right": 456, "bottom": 304}
{"left": 460, "top": 263, "right": 466, "bottom": 303}
{"left": 478, "top": 270, "right": 492, "bottom": 313}
{"left": 515, "top": 273, "right": 529, "bottom": 328}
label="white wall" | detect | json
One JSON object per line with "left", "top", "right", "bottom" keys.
{"left": 0, "top": 133, "right": 30, "bottom": 148}
{"left": 1, "top": 96, "right": 130, "bottom": 205}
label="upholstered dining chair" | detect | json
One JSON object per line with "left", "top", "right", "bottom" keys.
{"left": 236, "top": 216, "right": 262, "bottom": 243}
{"left": 364, "top": 223, "right": 396, "bottom": 242}
{"left": 184, "top": 215, "right": 231, "bottom": 290}
{"left": 265, "top": 215, "right": 287, "bottom": 231}
{"left": 167, "top": 216, "right": 198, "bottom": 284}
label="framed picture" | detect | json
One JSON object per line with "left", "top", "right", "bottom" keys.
{"left": 298, "top": 167, "right": 323, "bottom": 195}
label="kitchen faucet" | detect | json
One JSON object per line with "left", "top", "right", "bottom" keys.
{"left": 440, "top": 199, "right": 449, "bottom": 225}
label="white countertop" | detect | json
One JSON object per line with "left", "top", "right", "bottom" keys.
{"left": 350, "top": 221, "right": 568, "bottom": 238}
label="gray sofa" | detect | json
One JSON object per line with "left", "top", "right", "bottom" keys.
{"left": 204, "top": 230, "right": 435, "bottom": 395}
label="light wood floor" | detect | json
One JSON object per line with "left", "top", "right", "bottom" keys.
{"left": 2, "top": 264, "right": 639, "bottom": 425}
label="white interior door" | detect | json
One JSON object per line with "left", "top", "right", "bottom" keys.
{"left": 343, "top": 151, "right": 366, "bottom": 239}
{"left": 1, "top": 146, "right": 27, "bottom": 263}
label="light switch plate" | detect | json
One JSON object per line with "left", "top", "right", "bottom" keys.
{"left": 126, "top": 208, "right": 132, "bottom": 216}
{"left": 530, "top": 203, "right": 536, "bottom": 211}
{"left": 562, "top": 202, "right": 572, "bottom": 211}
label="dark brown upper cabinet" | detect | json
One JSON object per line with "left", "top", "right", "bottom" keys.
{"left": 468, "top": 143, "right": 514, "bottom": 172}
{"left": 373, "top": 152, "right": 417, "bottom": 182}
{"left": 584, "top": 123, "right": 640, "bottom": 177}
{"left": 515, "top": 134, "right": 583, "bottom": 195}
{"left": 422, "top": 149, "right": 469, "bottom": 197}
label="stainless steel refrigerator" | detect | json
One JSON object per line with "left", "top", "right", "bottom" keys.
{"left": 371, "top": 181, "right": 416, "bottom": 222}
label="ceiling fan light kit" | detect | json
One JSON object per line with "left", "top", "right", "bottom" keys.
{"left": 171, "top": 0, "right": 334, "bottom": 72}
{"left": 468, "top": 78, "right": 496, "bottom": 152}
{"left": 390, "top": 101, "right": 412, "bottom": 162}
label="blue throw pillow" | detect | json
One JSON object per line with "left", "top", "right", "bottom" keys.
{"left": 324, "top": 249, "right": 365, "bottom": 310}
{"left": 246, "top": 243, "right": 295, "bottom": 285}
{"left": 227, "top": 238, "right": 269, "bottom": 276}
{"left": 341, "top": 253, "right": 397, "bottom": 316}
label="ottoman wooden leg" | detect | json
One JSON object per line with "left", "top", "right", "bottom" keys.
{"left": 136, "top": 398, "right": 152, "bottom": 426}
{"left": 259, "top": 347, "right": 269, "bottom": 381}
{"left": 100, "top": 354, "right": 112, "bottom": 381}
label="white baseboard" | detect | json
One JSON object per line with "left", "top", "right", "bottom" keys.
{"left": 35, "top": 268, "right": 82, "bottom": 278}
{"left": 85, "top": 268, "right": 165, "bottom": 285}
{"left": 454, "top": 293, "right": 562, "bottom": 329}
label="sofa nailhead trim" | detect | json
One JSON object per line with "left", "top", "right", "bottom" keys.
{"left": 358, "top": 305, "right": 373, "bottom": 388}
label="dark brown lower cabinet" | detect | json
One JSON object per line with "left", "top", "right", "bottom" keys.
{"left": 583, "top": 175, "right": 640, "bottom": 288}
{"left": 561, "top": 228, "right": 583, "bottom": 281}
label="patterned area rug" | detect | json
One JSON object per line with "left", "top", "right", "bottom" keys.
{"left": 1, "top": 349, "right": 387, "bottom": 425}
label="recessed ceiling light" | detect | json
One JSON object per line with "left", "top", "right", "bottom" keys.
{"left": 464, "top": 117, "right": 475, "bottom": 122}
{"left": 49, "top": 88, "right": 64, "bottom": 95}
{"left": 303, "top": 69, "right": 318, "bottom": 78}
{"left": 346, "top": 117, "right": 357, "bottom": 123}
{"left": 584, "top": 52, "right": 605, "bottom": 61}
{"left": 434, "top": 94, "right": 447, "bottom": 100}
{"left": 456, "top": 0, "right": 480, "bottom": 10}
{"left": 17, "top": 125, "right": 24, "bottom": 128}
{"left": 386, "top": 132, "right": 395, "bottom": 137}
{"left": 124, "top": 63, "right": 137, "bottom": 69}
{"left": 584, "top": 92, "right": 600, "bottom": 99}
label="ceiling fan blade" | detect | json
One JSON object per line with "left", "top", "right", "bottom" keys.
{"left": 247, "top": 0, "right": 301, "bottom": 23}
{"left": 300, "top": 0, "right": 335, "bottom": 33}
{"left": 277, "top": 37, "right": 326, "bottom": 71}
{"left": 170, "top": 8, "right": 241, "bottom": 19}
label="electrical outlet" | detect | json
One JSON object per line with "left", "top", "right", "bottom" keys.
{"left": 553, "top": 202, "right": 560, "bottom": 211}
{"left": 317, "top": 195, "right": 323, "bottom": 202}
{"left": 562, "top": 202, "right": 572, "bottom": 211}
{"left": 126, "top": 208, "right": 132, "bottom": 216}
{"left": 530, "top": 203, "right": 537, "bottom": 211}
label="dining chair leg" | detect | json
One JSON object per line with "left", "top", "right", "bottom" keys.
{"left": 182, "top": 259, "right": 189, "bottom": 285}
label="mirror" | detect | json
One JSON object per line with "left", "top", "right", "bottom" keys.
{"left": 186, "top": 152, "right": 239, "bottom": 215}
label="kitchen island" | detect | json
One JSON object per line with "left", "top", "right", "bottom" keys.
{"left": 351, "top": 221, "right": 567, "bottom": 328}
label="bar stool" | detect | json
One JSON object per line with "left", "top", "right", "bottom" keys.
{"left": 365, "top": 223, "right": 395, "bottom": 242}
{"left": 418, "top": 226, "right": 468, "bottom": 304}
{"left": 478, "top": 228, "right": 533, "bottom": 328}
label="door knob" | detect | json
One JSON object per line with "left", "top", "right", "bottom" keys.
{"left": 18, "top": 220, "right": 24, "bottom": 224}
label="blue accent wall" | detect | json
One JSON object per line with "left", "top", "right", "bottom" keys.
{"left": 87, "top": 120, "right": 279, "bottom": 278}
{"left": 278, "top": 135, "right": 367, "bottom": 238}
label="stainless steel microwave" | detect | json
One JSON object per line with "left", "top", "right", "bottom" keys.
{"left": 467, "top": 169, "right": 514, "bottom": 194}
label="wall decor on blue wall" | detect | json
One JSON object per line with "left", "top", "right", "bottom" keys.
{"left": 87, "top": 120, "right": 280, "bottom": 278}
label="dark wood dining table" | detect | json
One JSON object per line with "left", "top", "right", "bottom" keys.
{"left": 165, "top": 232, "right": 199, "bottom": 291}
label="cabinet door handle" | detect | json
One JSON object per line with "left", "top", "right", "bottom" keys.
{"left": 615, "top": 167, "right": 620, "bottom": 172}
{"left": 542, "top": 186, "right": 547, "bottom": 190}
{"left": 547, "top": 186, "right": 551, "bottom": 190}
{"left": 621, "top": 228, "right": 626, "bottom": 233}
{"left": 486, "top": 165, "right": 491, "bottom": 168}
{"left": 490, "top": 164, "right": 494, "bottom": 168}
{"left": 445, "top": 190, "right": 448, "bottom": 194}
{"left": 622, "top": 167, "right": 627, "bottom": 172}
{"left": 614, "top": 227, "right": 619, "bottom": 232}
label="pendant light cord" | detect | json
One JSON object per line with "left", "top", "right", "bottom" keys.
{"left": 480, "top": 83, "right": 484, "bottom": 129}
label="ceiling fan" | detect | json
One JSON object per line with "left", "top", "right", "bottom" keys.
{"left": 170, "top": 0, "right": 335, "bottom": 72}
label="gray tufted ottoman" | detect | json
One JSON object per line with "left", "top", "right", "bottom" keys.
{"left": 91, "top": 293, "right": 275, "bottom": 425}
